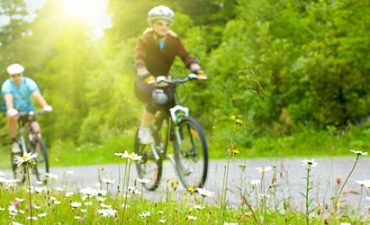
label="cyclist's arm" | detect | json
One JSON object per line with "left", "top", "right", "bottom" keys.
{"left": 175, "top": 36, "right": 197, "bottom": 69}
{"left": 135, "top": 37, "right": 149, "bottom": 77}
{"left": 3, "top": 94, "right": 15, "bottom": 110}
{"left": 31, "top": 91, "right": 48, "bottom": 108}
{"left": 2, "top": 81, "right": 15, "bottom": 110}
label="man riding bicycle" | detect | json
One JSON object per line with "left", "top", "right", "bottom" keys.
{"left": 1, "top": 63, "right": 52, "bottom": 154}
{"left": 135, "top": 5, "right": 205, "bottom": 144}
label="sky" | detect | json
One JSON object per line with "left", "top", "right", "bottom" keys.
{"left": 1, "top": 0, "right": 112, "bottom": 38}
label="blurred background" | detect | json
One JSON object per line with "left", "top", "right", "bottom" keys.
{"left": 0, "top": 0, "right": 370, "bottom": 166}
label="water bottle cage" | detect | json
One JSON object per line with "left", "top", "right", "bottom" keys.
{"left": 169, "top": 105, "right": 189, "bottom": 124}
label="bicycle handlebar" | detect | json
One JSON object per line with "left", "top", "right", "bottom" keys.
{"left": 146, "top": 73, "right": 207, "bottom": 87}
{"left": 17, "top": 109, "right": 50, "bottom": 117}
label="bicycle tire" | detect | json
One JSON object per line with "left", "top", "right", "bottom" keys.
{"left": 11, "top": 150, "right": 26, "bottom": 184}
{"left": 32, "top": 137, "right": 49, "bottom": 184}
{"left": 174, "top": 116, "right": 208, "bottom": 188}
{"left": 134, "top": 128, "right": 162, "bottom": 191}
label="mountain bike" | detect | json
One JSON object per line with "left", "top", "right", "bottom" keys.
{"left": 11, "top": 110, "right": 49, "bottom": 184}
{"left": 134, "top": 73, "right": 208, "bottom": 191}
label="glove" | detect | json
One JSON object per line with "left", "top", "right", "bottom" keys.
{"left": 7, "top": 108, "right": 18, "bottom": 117}
{"left": 43, "top": 105, "right": 53, "bottom": 112}
{"left": 190, "top": 63, "right": 201, "bottom": 73}
{"left": 137, "top": 67, "right": 150, "bottom": 78}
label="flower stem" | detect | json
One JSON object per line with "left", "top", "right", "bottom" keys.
{"left": 334, "top": 155, "right": 359, "bottom": 212}
{"left": 26, "top": 163, "right": 33, "bottom": 225}
{"left": 305, "top": 167, "right": 311, "bottom": 225}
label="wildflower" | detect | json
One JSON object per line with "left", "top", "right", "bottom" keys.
{"left": 135, "top": 177, "right": 150, "bottom": 184}
{"left": 98, "top": 208, "right": 117, "bottom": 218}
{"left": 102, "top": 178, "right": 115, "bottom": 185}
{"left": 71, "top": 202, "right": 82, "bottom": 208}
{"left": 193, "top": 205, "right": 205, "bottom": 210}
{"left": 139, "top": 211, "right": 151, "bottom": 218}
{"left": 65, "top": 191, "right": 74, "bottom": 197}
{"left": 197, "top": 188, "right": 214, "bottom": 198}
{"left": 186, "top": 187, "right": 195, "bottom": 193}
{"left": 80, "top": 187, "right": 98, "bottom": 197}
{"left": 8, "top": 205, "right": 18, "bottom": 216}
{"left": 339, "top": 223, "right": 351, "bottom": 225}
{"left": 355, "top": 180, "right": 370, "bottom": 188}
{"left": 97, "top": 189, "right": 107, "bottom": 196}
{"left": 114, "top": 151, "right": 130, "bottom": 159}
{"left": 26, "top": 216, "right": 38, "bottom": 221}
{"left": 11, "top": 222, "right": 23, "bottom": 225}
{"left": 129, "top": 152, "right": 142, "bottom": 161}
{"left": 301, "top": 159, "right": 318, "bottom": 168}
{"left": 97, "top": 197, "right": 106, "bottom": 202}
{"left": 256, "top": 166, "right": 272, "bottom": 173}
{"left": 0, "top": 207, "right": 5, "bottom": 211}
{"left": 186, "top": 215, "right": 198, "bottom": 220}
{"left": 350, "top": 150, "right": 367, "bottom": 156}
{"left": 15, "top": 152, "right": 38, "bottom": 167}
{"left": 224, "top": 223, "right": 238, "bottom": 225}
{"left": 226, "top": 147, "right": 240, "bottom": 156}
{"left": 46, "top": 173, "right": 59, "bottom": 180}
{"left": 128, "top": 186, "right": 141, "bottom": 195}
{"left": 168, "top": 179, "right": 179, "bottom": 191}
{"left": 159, "top": 219, "right": 166, "bottom": 223}
{"left": 250, "top": 180, "right": 261, "bottom": 186}
{"left": 100, "top": 203, "right": 111, "bottom": 208}
{"left": 158, "top": 210, "right": 163, "bottom": 215}
{"left": 38, "top": 212, "right": 47, "bottom": 217}
{"left": 74, "top": 216, "right": 85, "bottom": 221}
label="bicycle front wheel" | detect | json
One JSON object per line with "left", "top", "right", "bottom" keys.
{"left": 134, "top": 128, "right": 162, "bottom": 191}
{"left": 32, "top": 137, "right": 49, "bottom": 184}
{"left": 174, "top": 117, "right": 208, "bottom": 188}
{"left": 11, "top": 150, "right": 26, "bottom": 184}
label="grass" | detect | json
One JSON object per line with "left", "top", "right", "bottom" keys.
{"left": 0, "top": 151, "right": 368, "bottom": 225}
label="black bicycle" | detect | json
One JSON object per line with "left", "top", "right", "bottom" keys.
{"left": 134, "top": 73, "right": 208, "bottom": 191}
{"left": 11, "top": 110, "right": 49, "bottom": 184}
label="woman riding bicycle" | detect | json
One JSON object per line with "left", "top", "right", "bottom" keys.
{"left": 1, "top": 63, "right": 52, "bottom": 154}
{"left": 135, "top": 5, "right": 204, "bottom": 145}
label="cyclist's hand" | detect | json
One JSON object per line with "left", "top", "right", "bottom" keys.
{"left": 144, "top": 75, "right": 155, "bottom": 84}
{"left": 7, "top": 108, "right": 18, "bottom": 117}
{"left": 137, "top": 67, "right": 150, "bottom": 78}
{"left": 190, "top": 63, "right": 201, "bottom": 72}
{"left": 43, "top": 105, "right": 53, "bottom": 112}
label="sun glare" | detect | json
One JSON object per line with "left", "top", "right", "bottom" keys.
{"left": 63, "top": 0, "right": 111, "bottom": 38}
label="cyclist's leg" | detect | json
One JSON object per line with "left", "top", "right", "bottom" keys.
{"left": 135, "top": 77, "right": 156, "bottom": 144}
{"left": 7, "top": 115, "right": 20, "bottom": 153}
{"left": 30, "top": 120, "right": 41, "bottom": 135}
{"left": 7, "top": 114, "right": 18, "bottom": 140}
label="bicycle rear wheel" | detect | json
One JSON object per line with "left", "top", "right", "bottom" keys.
{"left": 134, "top": 128, "right": 162, "bottom": 191}
{"left": 11, "top": 148, "right": 26, "bottom": 184}
{"left": 174, "top": 116, "right": 208, "bottom": 188}
{"left": 32, "top": 137, "right": 49, "bottom": 184}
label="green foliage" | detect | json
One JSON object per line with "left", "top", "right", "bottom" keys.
{"left": 1, "top": 0, "right": 370, "bottom": 158}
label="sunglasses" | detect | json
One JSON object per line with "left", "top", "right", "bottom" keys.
{"left": 10, "top": 74, "right": 22, "bottom": 78}
{"left": 154, "top": 21, "right": 170, "bottom": 27}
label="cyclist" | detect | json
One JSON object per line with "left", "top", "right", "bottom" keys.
{"left": 135, "top": 5, "right": 204, "bottom": 144}
{"left": 1, "top": 63, "right": 53, "bottom": 154}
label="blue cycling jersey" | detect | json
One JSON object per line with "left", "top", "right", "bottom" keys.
{"left": 1, "top": 77, "right": 40, "bottom": 112}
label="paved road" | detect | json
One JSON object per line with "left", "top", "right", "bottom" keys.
{"left": 1, "top": 157, "right": 370, "bottom": 212}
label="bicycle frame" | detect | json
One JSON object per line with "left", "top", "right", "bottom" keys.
{"left": 150, "top": 75, "right": 202, "bottom": 163}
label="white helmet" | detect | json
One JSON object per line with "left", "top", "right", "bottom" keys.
{"left": 7, "top": 64, "right": 25, "bottom": 75}
{"left": 147, "top": 5, "right": 175, "bottom": 24}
